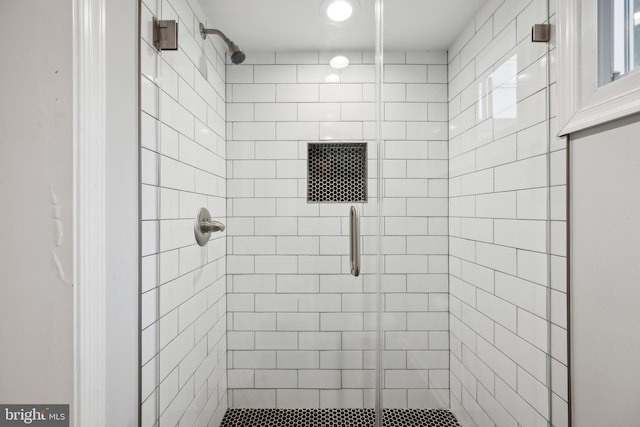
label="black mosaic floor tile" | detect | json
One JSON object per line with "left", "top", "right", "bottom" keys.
{"left": 383, "top": 409, "right": 460, "bottom": 427}
{"left": 220, "top": 408, "right": 461, "bottom": 427}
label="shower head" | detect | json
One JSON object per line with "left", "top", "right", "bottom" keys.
{"left": 199, "top": 23, "right": 246, "bottom": 64}
{"left": 228, "top": 43, "right": 246, "bottom": 65}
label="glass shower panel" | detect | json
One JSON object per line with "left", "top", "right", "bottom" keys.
{"left": 378, "top": 24, "right": 452, "bottom": 415}
{"left": 146, "top": 0, "right": 231, "bottom": 425}
{"left": 144, "top": 0, "right": 382, "bottom": 421}
{"left": 381, "top": 1, "right": 553, "bottom": 427}
{"left": 217, "top": 0, "right": 381, "bottom": 422}
{"left": 378, "top": 1, "right": 452, "bottom": 416}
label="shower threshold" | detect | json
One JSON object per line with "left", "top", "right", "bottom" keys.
{"left": 221, "top": 408, "right": 461, "bottom": 427}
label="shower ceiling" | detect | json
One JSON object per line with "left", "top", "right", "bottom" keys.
{"left": 199, "top": 0, "right": 487, "bottom": 51}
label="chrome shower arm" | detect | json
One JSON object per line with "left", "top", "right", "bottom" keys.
{"left": 199, "top": 24, "right": 231, "bottom": 45}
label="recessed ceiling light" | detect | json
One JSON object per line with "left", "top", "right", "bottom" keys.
{"left": 325, "top": 73, "right": 341, "bottom": 83}
{"left": 326, "top": 0, "right": 353, "bottom": 22}
{"left": 329, "top": 55, "right": 349, "bottom": 70}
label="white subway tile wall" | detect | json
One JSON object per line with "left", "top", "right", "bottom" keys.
{"left": 226, "top": 50, "right": 449, "bottom": 408}
{"left": 447, "top": 0, "right": 568, "bottom": 426}
{"left": 140, "top": 0, "right": 228, "bottom": 425}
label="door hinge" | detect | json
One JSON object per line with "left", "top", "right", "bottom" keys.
{"left": 531, "top": 24, "right": 551, "bottom": 43}
{"left": 153, "top": 18, "right": 179, "bottom": 51}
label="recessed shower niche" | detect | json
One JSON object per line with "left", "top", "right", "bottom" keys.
{"left": 307, "top": 142, "right": 368, "bottom": 203}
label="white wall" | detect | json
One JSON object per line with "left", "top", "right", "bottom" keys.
{"left": 105, "top": 0, "right": 140, "bottom": 425}
{"left": 0, "top": 1, "right": 140, "bottom": 424}
{"left": 570, "top": 114, "right": 640, "bottom": 427}
{"left": 0, "top": 0, "right": 74, "bottom": 405}
{"left": 140, "top": 0, "right": 229, "bottom": 425}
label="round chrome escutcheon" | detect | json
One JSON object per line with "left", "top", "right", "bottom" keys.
{"left": 194, "top": 207, "right": 212, "bottom": 247}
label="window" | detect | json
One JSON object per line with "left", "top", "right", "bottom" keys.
{"left": 558, "top": 0, "right": 640, "bottom": 135}
{"left": 598, "top": 0, "right": 640, "bottom": 85}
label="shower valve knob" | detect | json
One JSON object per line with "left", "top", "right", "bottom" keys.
{"left": 200, "top": 219, "right": 225, "bottom": 233}
{"left": 194, "top": 208, "right": 225, "bottom": 246}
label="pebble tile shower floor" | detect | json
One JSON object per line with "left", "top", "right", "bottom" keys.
{"left": 220, "top": 408, "right": 461, "bottom": 427}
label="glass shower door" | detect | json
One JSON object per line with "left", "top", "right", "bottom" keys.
{"left": 380, "top": 1, "right": 554, "bottom": 427}
{"left": 140, "top": 0, "right": 386, "bottom": 420}
{"left": 220, "top": 0, "right": 383, "bottom": 423}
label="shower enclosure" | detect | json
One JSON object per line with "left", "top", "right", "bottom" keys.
{"left": 140, "top": 0, "right": 565, "bottom": 426}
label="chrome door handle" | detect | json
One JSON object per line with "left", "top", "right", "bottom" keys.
{"left": 350, "top": 205, "right": 360, "bottom": 277}
{"left": 194, "top": 207, "right": 225, "bottom": 246}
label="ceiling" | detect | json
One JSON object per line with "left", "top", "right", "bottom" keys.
{"left": 199, "top": 0, "right": 487, "bottom": 52}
